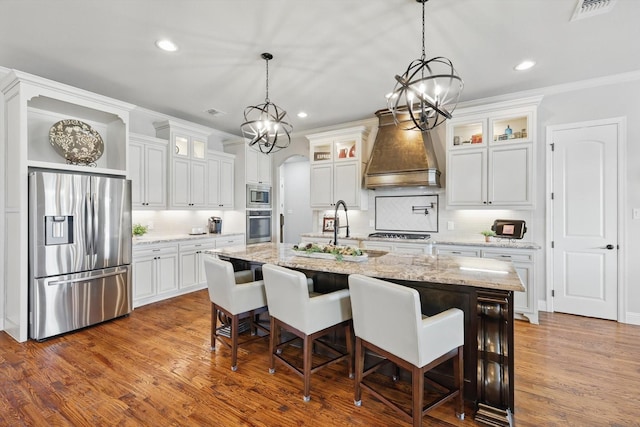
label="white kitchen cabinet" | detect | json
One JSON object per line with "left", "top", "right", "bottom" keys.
{"left": 207, "top": 151, "right": 235, "bottom": 209}
{"left": 132, "top": 243, "right": 179, "bottom": 307}
{"left": 154, "top": 120, "right": 212, "bottom": 209}
{"left": 434, "top": 243, "right": 538, "bottom": 323}
{"left": 179, "top": 239, "right": 216, "bottom": 291}
{"left": 246, "top": 149, "right": 272, "bottom": 185}
{"left": 129, "top": 134, "right": 167, "bottom": 209}
{"left": 307, "top": 126, "right": 368, "bottom": 210}
{"left": 172, "top": 158, "right": 207, "bottom": 208}
{"left": 446, "top": 97, "right": 541, "bottom": 209}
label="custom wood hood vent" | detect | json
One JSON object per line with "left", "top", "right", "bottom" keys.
{"left": 364, "top": 109, "right": 441, "bottom": 189}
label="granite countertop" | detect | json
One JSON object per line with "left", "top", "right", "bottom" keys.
{"left": 133, "top": 233, "right": 244, "bottom": 246}
{"left": 299, "top": 232, "right": 540, "bottom": 250}
{"left": 211, "top": 242, "right": 524, "bottom": 292}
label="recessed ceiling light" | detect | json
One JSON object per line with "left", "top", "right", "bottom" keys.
{"left": 155, "top": 39, "right": 178, "bottom": 52}
{"left": 297, "top": 112, "right": 308, "bottom": 118}
{"left": 514, "top": 60, "right": 535, "bottom": 71}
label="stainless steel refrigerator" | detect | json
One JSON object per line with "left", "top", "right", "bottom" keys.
{"left": 29, "top": 170, "right": 132, "bottom": 340}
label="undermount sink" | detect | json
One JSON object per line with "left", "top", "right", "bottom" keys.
{"left": 362, "top": 249, "right": 388, "bottom": 258}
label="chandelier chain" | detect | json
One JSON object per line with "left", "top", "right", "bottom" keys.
{"left": 421, "top": 0, "right": 426, "bottom": 61}
{"left": 264, "top": 57, "right": 270, "bottom": 103}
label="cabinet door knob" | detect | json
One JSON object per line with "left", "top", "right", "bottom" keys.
{"left": 483, "top": 201, "right": 487, "bottom": 204}
{"left": 605, "top": 244, "right": 615, "bottom": 250}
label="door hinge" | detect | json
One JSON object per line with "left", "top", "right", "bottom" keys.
{"left": 551, "top": 290, "right": 555, "bottom": 297}
{"left": 551, "top": 241, "right": 554, "bottom": 248}
{"left": 551, "top": 143, "right": 555, "bottom": 151}
{"left": 551, "top": 192, "right": 554, "bottom": 200}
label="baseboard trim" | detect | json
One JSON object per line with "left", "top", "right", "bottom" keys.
{"left": 624, "top": 312, "right": 640, "bottom": 326}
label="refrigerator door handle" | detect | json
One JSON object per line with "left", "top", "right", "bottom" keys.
{"left": 84, "top": 194, "right": 93, "bottom": 255}
{"left": 47, "top": 269, "right": 125, "bottom": 286}
{"left": 91, "top": 192, "right": 99, "bottom": 255}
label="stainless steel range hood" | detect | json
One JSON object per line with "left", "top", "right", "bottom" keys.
{"left": 364, "top": 109, "right": 441, "bottom": 189}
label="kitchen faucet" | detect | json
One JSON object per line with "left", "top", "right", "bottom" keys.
{"left": 333, "top": 200, "right": 350, "bottom": 246}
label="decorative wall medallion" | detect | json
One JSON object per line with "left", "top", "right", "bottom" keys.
{"left": 49, "top": 119, "right": 104, "bottom": 166}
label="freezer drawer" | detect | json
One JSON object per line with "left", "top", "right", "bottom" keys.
{"left": 30, "top": 266, "right": 132, "bottom": 340}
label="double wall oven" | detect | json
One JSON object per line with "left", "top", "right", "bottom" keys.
{"left": 246, "top": 184, "right": 272, "bottom": 244}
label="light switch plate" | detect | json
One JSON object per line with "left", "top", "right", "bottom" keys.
{"left": 633, "top": 208, "right": 640, "bottom": 220}
{"left": 447, "top": 221, "right": 454, "bottom": 230}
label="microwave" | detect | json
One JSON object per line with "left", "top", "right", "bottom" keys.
{"left": 247, "top": 184, "right": 271, "bottom": 208}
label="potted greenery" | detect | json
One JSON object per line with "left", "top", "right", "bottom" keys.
{"left": 480, "top": 230, "right": 496, "bottom": 242}
{"left": 132, "top": 223, "right": 148, "bottom": 238}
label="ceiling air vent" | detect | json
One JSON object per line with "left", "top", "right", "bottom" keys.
{"left": 205, "top": 108, "right": 226, "bottom": 117}
{"left": 571, "top": 0, "right": 617, "bottom": 21}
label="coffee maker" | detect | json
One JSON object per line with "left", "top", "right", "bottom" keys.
{"left": 208, "top": 216, "right": 222, "bottom": 234}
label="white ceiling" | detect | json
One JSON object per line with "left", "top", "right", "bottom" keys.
{"left": 1, "top": 0, "right": 639, "bottom": 138}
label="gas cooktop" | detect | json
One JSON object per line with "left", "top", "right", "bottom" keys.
{"left": 368, "top": 233, "right": 431, "bottom": 240}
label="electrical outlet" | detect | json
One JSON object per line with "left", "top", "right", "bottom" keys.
{"left": 633, "top": 208, "right": 640, "bottom": 220}
{"left": 447, "top": 221, "right": 454, "bottom": 231}
{"left": 146, "top": 221, "right": 154, "bottom": 230}
{"left": 369, "top": 219, "right": 375, "bottom": 227}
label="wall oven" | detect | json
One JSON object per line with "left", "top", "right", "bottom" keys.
{"left": 246, "top": 210, "right": 272, "bottom": 244}
{"left": 247, "top": 184, "right": 271, "bottom": 208}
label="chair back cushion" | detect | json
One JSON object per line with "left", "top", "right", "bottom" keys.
{"left": 204, "top": 257, "right": 237, "bottom": 310}
{"left": 262, "top": 264, "right": 310, "bottom": 328}
{"left": 349, "top": 274, "right": 424, "bottom": 365}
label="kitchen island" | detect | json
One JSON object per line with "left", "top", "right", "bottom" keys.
{"left": 213, "top": 243, "right": 523, "bottom": 427}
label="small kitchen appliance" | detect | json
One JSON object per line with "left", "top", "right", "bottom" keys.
{"left": 208, "top": 216, "right": 222, "bottom": 234}
{"left": 491, "top": 219, "right": 527, "bottom": 239}
{"left": 246, "top": 184, "right": 271, "bottom": 208}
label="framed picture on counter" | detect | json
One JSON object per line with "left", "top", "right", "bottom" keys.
{"left": 322, "top": 217, "right": 335, "bottom": 232}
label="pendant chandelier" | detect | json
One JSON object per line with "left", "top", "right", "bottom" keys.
{"left": 241, "top": 52, "right": 292, "bottom": 154}
{"left": 387, "top": 0, "right": 463, "bottom": 131}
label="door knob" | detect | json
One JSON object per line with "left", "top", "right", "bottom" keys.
{"left": 606, "top": 244, "right": 615, "bottom": 250}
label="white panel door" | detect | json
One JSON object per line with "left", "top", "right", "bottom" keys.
{"left": 489, "top": 144, "right": 532, "bottom": 206}
{"left": 145, "top": 144, "right": 167, "bottom": 207}
{"left": 129, "top": 142, "right": 144, "bottom": 207}
{"left": 447, "top": 149, "right": 487, "bottom": 206}
{"left": 172, "top": 158, "right": 190, "bottom": 207}
{"left": 333, "top": 161, "right": 358, "bottom": 207}
{"left": 190, "top": 161, "right": 207, "bottom": 207}
{"left": 310, "top": 164, "right": 333, "bottom": 207}
{"left": 207, "top": 157, "right": 221, "bottom": 207}
{"left": 552, "top": 123, "right": 618, "bottom": 320}
{"left": 220, "top": 158, "right": 234, "bottom": 207}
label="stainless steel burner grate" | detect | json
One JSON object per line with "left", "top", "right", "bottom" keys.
{"left": 368, "top": 233, "right": 431, "bottom": 240}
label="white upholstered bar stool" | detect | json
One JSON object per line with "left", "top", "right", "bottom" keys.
{"left": 261, "top": 264, "right": 353, "bottom": 402}
{"left": 204, "top": 257, "right": 269, "bottom": 371}
{"left": 348, "top": 274, "right": 465, "bottom": 427}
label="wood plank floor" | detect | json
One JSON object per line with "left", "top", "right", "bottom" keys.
{"left": 1, "top": 290, "right": 639, "bottom": 426}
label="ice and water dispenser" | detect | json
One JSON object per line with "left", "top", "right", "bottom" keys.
{"left": 45, "top": 215, "right": 74, "bottom": 245}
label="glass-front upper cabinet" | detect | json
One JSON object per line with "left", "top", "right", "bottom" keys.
{"left": 449, "top": 119, "right": 486, "bottom": 149}
{"left": 490, "top": 112, "right": 532, "bottom": 144}
{"left": 174, "top": 135, "right": 189, "bottom": 157}
{"left": 334, "top": 138, "right": 357, "bottom": 161}
{"left": 191, "top": 137, "right": 207, "bottom": 160}
{"left": 311, "top": 141, "right": 333, "bottom": 162}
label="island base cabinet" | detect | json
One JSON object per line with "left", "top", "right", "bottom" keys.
{"left": 476, "top": 291, "right": 514, "bottom": 427}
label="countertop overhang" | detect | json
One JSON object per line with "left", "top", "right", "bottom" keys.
{"left": 211, "top": 243, "right": 525, "bottom": 292}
